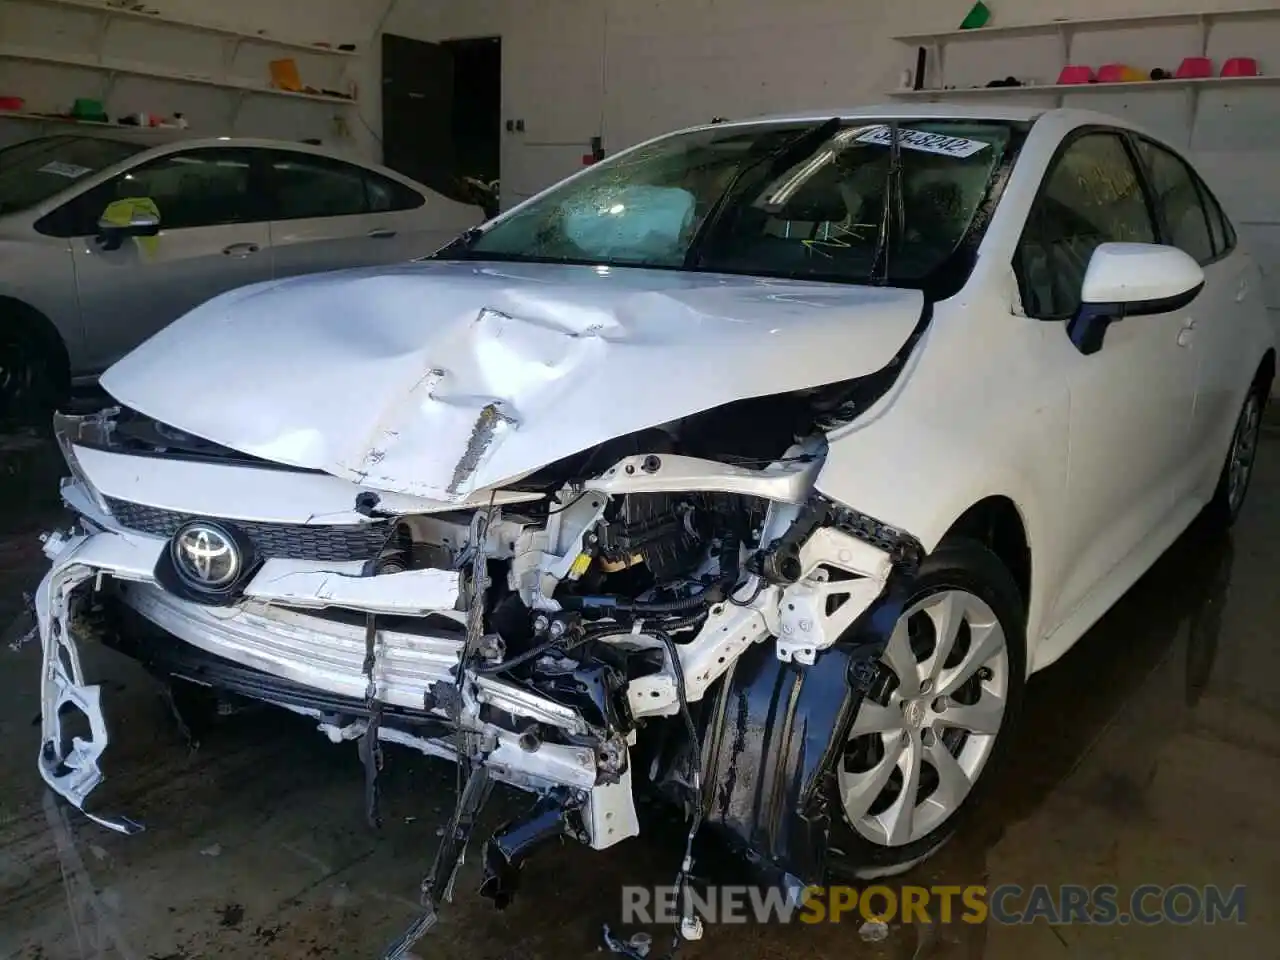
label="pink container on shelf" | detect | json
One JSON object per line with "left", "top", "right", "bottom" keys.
{"left": 1056, "top": 65, "right": 1094, "bottom": 84}
{"left": 1221, "top": 57, "right": 1260, "bottom": 77}
{"left": 1176, "top": 57, "right": 1214, "bottom": 78}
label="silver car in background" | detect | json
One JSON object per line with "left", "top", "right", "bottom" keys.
{"left": 0, "top": 134, "right": 483, "bottom": 423}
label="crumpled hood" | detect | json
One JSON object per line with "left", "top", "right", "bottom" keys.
{"left": 102, "top": 260, "right": 925, "bottom": 501}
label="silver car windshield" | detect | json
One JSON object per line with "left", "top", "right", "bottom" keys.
{"left": 0, "top": 136, "right": 144, "bottom": 215}
{"left": 455, "top": 119, "right": 1014, "bottom": 285}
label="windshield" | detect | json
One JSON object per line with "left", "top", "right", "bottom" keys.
{"left": 451, "top": 119, "right": 1016, "bottom": 287}
{"left": 0, "top": 136, "right": 144, "bottom": 215}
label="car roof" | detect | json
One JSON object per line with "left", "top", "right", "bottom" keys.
{"left": 37, "top": 132, "right": 426, "bottom": 191}
{"left": 675, "top": 103, "right": 1157, "bottom": 138}
{"left": 124, "top": 135, "right": 376, "bottom": 164}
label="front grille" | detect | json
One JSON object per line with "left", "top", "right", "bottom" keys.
{"left": 104, "top": 497, "right": 391, "bottom": 562}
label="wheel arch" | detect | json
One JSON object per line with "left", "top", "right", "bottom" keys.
{"left": 0, "top": 295, "right": 71, "bottom": 386}
{"left": 1257, "top": 347, "right": 1275, "bottom": 393}
{"left": 938, "top": 495, "right": 1032, "bottom": 618}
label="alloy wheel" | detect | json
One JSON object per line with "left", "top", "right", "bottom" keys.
{"left": 1227, "top": 392, "right": 1262, "bottom": 515}
{"left": 838, "top": 589, "right": 1010, "bottom": 847}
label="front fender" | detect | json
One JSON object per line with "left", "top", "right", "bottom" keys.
{"left": 812, "top": 313, "right": 1070, "bottom": 659}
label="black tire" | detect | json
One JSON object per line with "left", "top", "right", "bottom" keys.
{"left": 0, "top": 310, "right": 68, "bottom": 430}
{"left": 825, "top": 537, "right": 1027, "bottom": 880}
{"left": 1203, "top": 377, "right": 1268, "bottom": 530}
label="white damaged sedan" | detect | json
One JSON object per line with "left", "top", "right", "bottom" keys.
{"left": 33, "top": 105, "right": 1274, "bottom": 941}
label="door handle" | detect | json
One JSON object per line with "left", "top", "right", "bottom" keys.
{"left": 367, "top": 228, "right": 397, "bottom": 239}
{"left": 1177, "top": 317, "right": 1196, "bottom": 347}
{"left": 222, "top": 242, "right": 260, "bottom": 257}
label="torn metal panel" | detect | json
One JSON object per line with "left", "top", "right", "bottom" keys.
{"left": 100, "top": 260, "right": 925, "bottom": 500}
{"left": 449, "top": 400, "right": 519, "bottom": 495}
{"left": 36, "top": 539, "right": 142, "bottom": 835}
{"left": 69, "top": 443, "right": 543, "bottom": 525}
{"left": 590, "top": 449, "right": 823, "bottom": 504}
{"left": 245, "top": 562, "right": 460, "bottom": 614}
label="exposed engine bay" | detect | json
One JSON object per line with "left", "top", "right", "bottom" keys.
{"left": 34, "top": 392, "right": 924, "bottom": 956}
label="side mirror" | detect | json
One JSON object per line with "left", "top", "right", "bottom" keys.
{"left": 1068, "top": 242, "right": 1204, "bottom": 355}
{"left": 96, "top": 210, "right": 161, "bottom": 251}
{"left": 98, "top": 209, "right": 161, "bottom": 236}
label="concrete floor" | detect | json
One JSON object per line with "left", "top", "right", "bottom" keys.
{"left": 2, "top": 423, "right": 1279, "bottom": 959}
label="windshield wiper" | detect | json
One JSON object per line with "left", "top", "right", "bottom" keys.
{"left": 869, "top": 121, "right": 904, "bottom": 286}
{"left": 684, "top": 116, "right": 842, "bottom": 269}
{"left": 430, "top": 225, "right": 486, "bottom": 259}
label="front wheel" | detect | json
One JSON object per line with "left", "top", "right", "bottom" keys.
{"left": 0, "top": 320, "right": 65, "bottom": 429}
{"left": 827, "top": 538, "right": 1026, "bottom": 880}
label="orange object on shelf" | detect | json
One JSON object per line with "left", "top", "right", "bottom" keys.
{"left": 1096, "top": 63, "right": 1145, "bottom": 83}
{"left": 269, "top": 58, "right": 303, "bottom": 92}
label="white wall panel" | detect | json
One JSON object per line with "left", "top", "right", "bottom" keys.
{"left": 0, "top": 0, "right": 372, "bottom": 148}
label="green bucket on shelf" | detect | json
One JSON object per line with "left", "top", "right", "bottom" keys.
{"left": 70, "top": 97, "right": 108, "bottom": 122}
{"left": 960, "top": 2, "right": 991, "bottom": 30}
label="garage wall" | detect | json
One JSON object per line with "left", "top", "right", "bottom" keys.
{"left": 0, "top": 0, "right": 378, "bottom": 152}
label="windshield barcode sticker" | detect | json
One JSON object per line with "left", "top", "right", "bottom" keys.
{"left": 854, "top": 126, "right": 989, "bottom": 158}
{"left": 38, "top": 161, "right": 94, "bottom": 178}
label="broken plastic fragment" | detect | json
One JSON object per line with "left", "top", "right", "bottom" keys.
{"left": 859, "top": 919, "right": 890, "bottom": 942}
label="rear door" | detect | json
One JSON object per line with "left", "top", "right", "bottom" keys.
{"left": 264, "top": 149, "right": 474, "bottom": 278}
{"left": 1134, "top": 136, "right": 1261, "bottom": 496}
{"left": 57, "top": 146, "right": 271, "bottom": 370}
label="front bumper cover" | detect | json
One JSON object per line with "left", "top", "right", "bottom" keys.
{"left": 34, "top": 524, "right": 636, "bottom": 844}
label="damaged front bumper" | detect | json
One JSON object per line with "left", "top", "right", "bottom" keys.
{"left": 36, "top": 517, "right": 639, "bottom": 847}
{"left": 34, "top": 409, "right": 925, "bottom": 925}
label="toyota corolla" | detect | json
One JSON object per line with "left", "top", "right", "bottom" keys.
{"left": 31, "top": 104, "right": 1274, "bottom": 950}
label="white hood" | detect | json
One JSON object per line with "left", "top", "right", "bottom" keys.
{"left": 102, "top": 260, "right": 925, "bottom": 501}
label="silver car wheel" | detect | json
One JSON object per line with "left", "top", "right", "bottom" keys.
{"left": 1227, "top": 392, "right": 1262, "bottom": 514}
{"left": 837, "top": 589, "right": 1009, "bottom": 847}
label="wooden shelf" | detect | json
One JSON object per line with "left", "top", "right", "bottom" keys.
{"left": 0, "top": 46, "right": 357, "bottom": 104}
{"left": 894, "top": 6, "right": 1280, "bottom": 46}
{"left": 889, "top": 74, "right": 1280, "bottom": 99}
{"left": 15, "top": 0, "right": 358, "bottom": 57}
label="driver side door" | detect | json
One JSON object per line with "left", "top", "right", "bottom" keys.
{"left": 49, "top": 147, "right": 272, "bottom": 372}
{"left": 1018, "top": 130, "right": 1199, "bottom": 635}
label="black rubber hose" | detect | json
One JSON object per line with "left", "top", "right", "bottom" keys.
{"left": 471, "top": 639, "right": 558, "bottom": 675}
{"left": 477, "top": 610, "right": 707, "bottom": 678}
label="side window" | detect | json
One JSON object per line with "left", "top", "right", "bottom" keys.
{"left": 367, "top": 173, "right": 425, "bottom": 213}
{"left": 1136, "top": 140, "right": 1215, "bottom": 264}
{"left": 45, "top": 148, "right": 256, "bottom": 235}
{"left": 1016, "top": 133, "right": 1156, "bottom": 319}
{"left": 268, "top": 152, "right": 370, "bottom": 219}
{"left": 1197, "top": 174, "right": 1237, "bottom": 257}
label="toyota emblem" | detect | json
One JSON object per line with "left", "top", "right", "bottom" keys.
{"left": 171, "top": 521, "right": 241, "bottom": 590}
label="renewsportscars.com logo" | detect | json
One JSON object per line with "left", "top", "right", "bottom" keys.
{"left": 621, "top": 883, "right": 1247, "bottom": 926}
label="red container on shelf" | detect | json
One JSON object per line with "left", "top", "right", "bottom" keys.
{"left": 1221, "top": 57, "right": 1260, "bottom": 77}
{"left": 0, "top": 96, "right": 25, "bottom": 111}
{"left": 1176, "top": 56, "right": 1214, "bottom": 78}
{"left": 1057, "top": 64, "right": 1094, "bottom": 84}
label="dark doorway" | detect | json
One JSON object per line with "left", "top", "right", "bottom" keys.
{"left": 381, "top": 34, "right": 501, "bottom": 218}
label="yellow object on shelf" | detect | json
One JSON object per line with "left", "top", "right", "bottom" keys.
{"left": 269, "top": 58, "right": 303, "bottom": 92}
